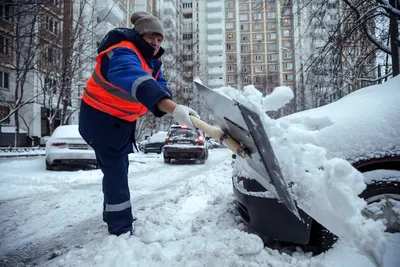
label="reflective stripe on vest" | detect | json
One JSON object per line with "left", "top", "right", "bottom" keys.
{"left": 82, "top": 41, "right": 160, "bottom": 122}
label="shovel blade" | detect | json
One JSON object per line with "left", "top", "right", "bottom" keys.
{"left": 195, "top": 82, "right": 300, "bottom": 219}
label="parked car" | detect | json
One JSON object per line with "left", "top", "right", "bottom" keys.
{"left": 163, "top": 125, "right": 208, "bottom": 163}
{"left": 206, "top": 138, "right": 224, "bottom": 149}
{"left": 143, "top": 131, "right": 167, "bottom": 154}
{"left": 232, "top": 77, "right": 400, "bottom": 253}
{"left": 45, "top": 125, "right": 97, "bottom": 170}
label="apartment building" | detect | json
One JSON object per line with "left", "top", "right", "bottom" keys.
{"left": 224, "top": 0, "right": 296, "bottom": 97}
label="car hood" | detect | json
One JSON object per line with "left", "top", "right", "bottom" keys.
{"left": 278, "top": 76, "right": 400, "bottom": 163}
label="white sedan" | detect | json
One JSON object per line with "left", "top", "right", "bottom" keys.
{"left": 45, "top": 125, "right": 97, "bottom": 170}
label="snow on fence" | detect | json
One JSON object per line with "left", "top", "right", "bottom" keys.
{"left": 0, "top": 147, "right": 46, "bottom": 158}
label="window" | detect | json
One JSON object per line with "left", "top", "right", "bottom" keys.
{"left": 183, "top": 23, "right": 192, "bottom": 30}
{"left": 47, "top": 47, "right": 54, "bottom": 63}
{"left": 0, "top": 4, "right": 11, "bottom": 21}
{"left": 243, "top": 76, "right": 249, "bottom": 83}
{"left": 226, "top": 22, "right": 234, "bottom": 29}
{"left": 268, "top": 22, "right": 276, "bottom": 29}
{"left": 182, "top": 3, "right": 192, "bottom": 8}
{"left": 241, "top": 66, "right": 248, "bottom": 73}
{"left": 268, "top": 43, "right": 277, "bottom": 50}
{"left": 241, "top": 55, "right": 250, "bottom": 62}
{"left": 268, "top": 33, "right": 276, "bottom": 40}
{"left": 255, "top": 44, "right": 263, "bottom": 51}
{"left": 225, "top": 1, "right": 233, "bottom": 8}
{"left": 286, "top": 74, "right": 294, "bottom": 81}
{"left": 183, "top": 34, "right": 192, "bottom": 40}
{"left": 282, "top": 18, "right": 291, "bottom": 26}
{"left": 0, "top": 71, "right": 9, "bottom": 89}
{"left": 184, "top": 44, "right": 192, "bottom": 50}
{"left": 282, "top": 8, "right": 291, "bottom": 15}
{"left": 183, "top": 55, "right": 193, "bottom": 61}
{"left": 227, "top": 33, "right": 234, "bottom": 40}
{"left": 241, "top": 34, "right": 248, "bottom": 41}
{"left": 285, "top": 51, "right": 293, "bottom": 58}
{"left": 254, "top": 13, "right": 262, "bottom": 20}
{"left": 253, "top": 2, "right": 262, "bottom": 9}
{"left": 240, "top": 45, "right": 249, "bottom": 52}
{"left": 227, "top": 76, "right": 235, "bottom": 82}
{"left": 269, "top": 54, "right": 277, "bottom": 61}
{"left": 283, "top": 30, "right": 291, "bottom": 37}
{"left": 183, "top": 14, "right": 192, "bottom": 19}
{"left": 227, "top": 65, "right": 235, "bottom": 72}
{"left": 240, "top": 24, "right": 249, "bottom": 31}
{"left": 46, "top": 16, "right": 59, "bottom": 35}
{"left": 239, "top": 14, "right": 248, "bottom": 21}
{"left": 45, "top": 77, "right": 57, "bottom": 93}
{"left": 285, "top": 63, "right": 293, "bottom": 70}
{"left": 0, "top": 36, "right": 10, "bottom": 54}
{"left": 227, "top": 54, "right": 235, "bottom": 61}
{"left": 254, "top": 23, "right": 262, "bottom": 30}
{"left": 268, "top": 12, "right": 276, "bottom": 19}
{"left": 240, "top": 3, "right": 247, "bottom": 10}
{"left": 255, "top": 55, "right": 263, "bottom": 62}
{"left": 226, "top": 11, "right": 234, "bottom": 19}
{"left": 226, "top": 44, "right": 233, "bottom": 50}
{"left": 284, "top": 40, "right": 292, "bottom": 47}
{"left": 255, "top": 66, "right": 263, "bottom": 72}
{"left": 269, "top": 65, "right": 277, "bottom": 72}
{"left": 254, "top": 33, "right": 262, "bottom": 41}
{"left": 0, "top": 105, "right": 10, "bottom": 123}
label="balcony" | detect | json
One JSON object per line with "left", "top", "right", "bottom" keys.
{"left": 207, "top": 12, "right": 222, "bottom": 21}
{"left": 208, "top": 45, "right": 223, "bottom": 53}
{"left": 208, "top": 67, "right": 224, "bottom": 75}
{"left": 164, "top": 1, "right": 176, "bottom": 14}
{"left": 207, "top": 2, "right": 223, "bottom": 11}
{"left": 207, "top": 23, "right": 223, "bottom": 33}
{"left": 207, "top": 34, "right": 223, "bottom": 43}
{"left": 97, "top": 0, "right": 124, "bottom": 25}
{"left": 208, "top": 79, "right": 224, "bottom": 87}
{"left": 208, "top": 56, "right": 223, "bottom": 65}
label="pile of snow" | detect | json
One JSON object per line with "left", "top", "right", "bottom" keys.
{"left": 215, "top": 76, "right": 400, "bottom": 265}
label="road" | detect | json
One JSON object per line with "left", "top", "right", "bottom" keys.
{"left": 0, "top": 149, "right": 232, "bottom": 266}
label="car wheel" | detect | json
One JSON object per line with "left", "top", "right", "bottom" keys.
{"left": 144, "top": 150, "right": 148, "bottom": 154}
{"left": 158, "top": 146, "right": 163, "bottom": 154}
{"left": 309, "top": 177, "right": 400, "bottom": 253}
{"left": 46, "top": 160, "right": 54, "bottom": 171}
{"left": 164, "top": 157, "right": 171, "bottom": 163}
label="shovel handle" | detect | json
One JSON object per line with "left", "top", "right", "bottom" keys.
{"left": 190, "top": 115, "right": 248, "bottom": 158}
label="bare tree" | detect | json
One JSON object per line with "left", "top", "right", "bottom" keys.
{"left": 0, "top": 1, "right": 48, "bottom": 146}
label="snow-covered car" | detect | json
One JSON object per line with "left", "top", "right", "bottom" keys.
{"left": 163, "top": 125, "right": 208, "bottom": 163}
{"left": 143, "top": 131, "right": 167, "bottom": 154}
{"left": 233, "top": 77, "right": 400, "bottom": 253}
{"left": 206, "top": 138, "right": 224, "bottom": 149}
{"left": 45, "top": 125, "right": 97, "bottom": 170}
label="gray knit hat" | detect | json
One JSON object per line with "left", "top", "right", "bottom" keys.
{"left": 130, "top": 11, "right": 164, "bottom": 39}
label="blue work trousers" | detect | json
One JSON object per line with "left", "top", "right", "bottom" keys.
{"left": 79, "top": 100, "right": 135, "bottom": 235}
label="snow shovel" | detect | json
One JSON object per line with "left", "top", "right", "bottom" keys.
{"left": 192, "top": 81, "right": 300, "bottom": 219}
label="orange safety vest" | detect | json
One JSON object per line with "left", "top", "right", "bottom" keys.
{"left": 82, "top": 41, "right": 160, "bottom": 122}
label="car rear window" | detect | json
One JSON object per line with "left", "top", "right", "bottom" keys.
{"left": 169, "top": 129, "right": 196, "bottom": 138}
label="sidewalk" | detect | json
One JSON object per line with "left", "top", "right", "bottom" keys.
{"left": 0, "top": 147, "right": 46, "bottom": 158}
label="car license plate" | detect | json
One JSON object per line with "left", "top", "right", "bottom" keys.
{"left": 177, "top": 141, "right": 191, "bottom": 144}
{"left": 69, "top": 144, "right": 88, "bottom": 150}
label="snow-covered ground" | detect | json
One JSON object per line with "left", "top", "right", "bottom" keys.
{"left": 0, "top": 150, "right": 399, "bottom": 267}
